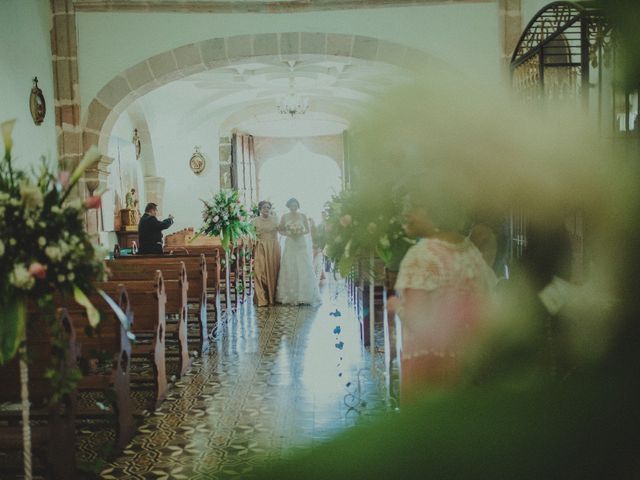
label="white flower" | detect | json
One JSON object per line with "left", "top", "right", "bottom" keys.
{"left": 38, "top": 237, "right": 46, "bottom": 247}
{"left": 45, "top": 246, "right": 62, "bottom": 262}
{"left": 9, "top": 238, "right": 16, "bottom": 246}
{"left": 0, "top": 239, "right": 4, "bottom": 256}
{"left": 68, "top": 272, "right": 75, "bottom": 281}
{"left": 10, "top": 264, "right": 35, "bottom": 290}
{"left": 379, "top": 235, "right": 390, "bottom": 248}
{"left": 1, "top": 119, "right": 16, "bottom": 152}
{"left": 51, "top": 206, "right": 62, "bottom": 214}
{"left": 66, "top": 262, "right": 73, "bottom": 270}
{"left": 19, "top": 182, "right": 43, "bottom": 210}
{"left": 25, "top": 218, "right": 35, "bottom": 228}
{"left": 68, "top": 199, "right": 82, "bottom": 210}
{"left": 57, "top": 274, "right": 66, "bottom": 283}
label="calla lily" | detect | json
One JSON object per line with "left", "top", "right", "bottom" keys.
{"left": 1, "top": 119, "right": 16, "bottom": 155}
{"left": 61, "top": 146, "right": 101, "bottom": 202}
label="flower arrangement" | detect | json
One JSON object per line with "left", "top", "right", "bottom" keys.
{"left": 197, "top": 189, "right": 255, "bottom": 251}
{"left": 324, "top": 188, "right": 414, "bottom": 277}
{"left": 0, "top": 120, "right": 108, "bottom": 368}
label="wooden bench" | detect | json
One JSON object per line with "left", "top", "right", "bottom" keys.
{"left": 107, "top": 255, "right": 210, "bottom": 352}
{"left": 101, "top": 262, "right": 190, "bottom": 378}
{"left": 57, "top": 285, "right": 136, "bottom": 450}
{"left": 0, "top": 308, "right": 77, "bottom": 479}
{"left": 94, "top": 272, "right": 167, "bottom": 411}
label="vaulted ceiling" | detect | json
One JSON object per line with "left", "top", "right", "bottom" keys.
{"left": 138, "top": 55, "right": 409, "bottom": 137}
{"left": 74, "top": 0, "right": 491, "bottom": 13}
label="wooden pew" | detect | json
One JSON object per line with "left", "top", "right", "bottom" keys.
{"left": 107, "top": 256, "right": 210, "bottom": 352}
{"left": 0, "top": 308, "right": 77, "bottom": 479}
{"left": 58, "top": 286, "right": 136, "bottom": 450}
{"left": 105, "top": 271, "right": 167, "bottom": 411}
{"left": 101, "top": 262, "right": 190, "bottom": 378}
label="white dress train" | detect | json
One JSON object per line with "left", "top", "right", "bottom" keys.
{"left": 276, "top": 215, "right": 322, "bottom": 305}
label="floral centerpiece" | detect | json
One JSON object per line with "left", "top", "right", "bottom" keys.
{"left": 0, "top": 120, "right": 108, "bottom": 367}
{"left": 1, "top": 119, "right": 113, "bottom": 478}
{"left": 197, "top": 189, "right": 255, "bottom": 251}
{"left": 324, "top": 188, "right": 414, "bottom": 277}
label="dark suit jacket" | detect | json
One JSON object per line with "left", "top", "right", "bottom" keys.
{"left": 138, "top": 213, "right": 174, "bottom": 254}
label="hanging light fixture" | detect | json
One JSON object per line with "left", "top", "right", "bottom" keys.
{"left": 277, "top": 65, "right": 309, "bottom": 117}
{"left": 277, "top": 92, "right": 309, "bottom": 117}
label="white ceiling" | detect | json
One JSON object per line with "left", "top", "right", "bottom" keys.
{"left": 137, "top": 56, "right": 409, "bottom": 138}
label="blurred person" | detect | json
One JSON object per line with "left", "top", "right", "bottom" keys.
{"left": 251, "top": 201, "right": 280, "bottom": 307}
{"left": 468, "top": 223, "right": 498, "bottom": 271}
{"left": 276, "top": 198, "right": 321, "bottom": 305}
{"left": 310, "top": 215, "right": 327, "bottom": 282}
{"left": 393, "top": 196, "right": 496, "bottom": 398}
{"left": 138, "top": 202, "right": 174, "bottom": 254}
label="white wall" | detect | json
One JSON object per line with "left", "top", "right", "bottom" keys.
{"left": 0, "top": 0, "right": 57, "bottom": 170}
{"left": 146, "top": 114, "right": 220, "bottom": 231}
{"left": 103, "top": 112, "right": 146, "bottom": 232}
{"left": 522, "top": 0, "right": 551, "bottom": 26}
{"left": 77, "top": 3, "right": 502, "bottom": 113}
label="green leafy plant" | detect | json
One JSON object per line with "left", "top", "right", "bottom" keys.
{"left": 197, "top": 189, "right": 255, "bottom": 251}
{"left": 0, "top": 119, "right": 107, "bottom": 367}
{"left": 324, "top": 187, "right": 414, "bottom": 277}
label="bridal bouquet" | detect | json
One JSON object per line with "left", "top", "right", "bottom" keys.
{"left": 285, "top": 223, "right": 305, "bottom": 237}
{"left": 0, "top": 119, "right": 109, "bottom": 400}
{"left": 198, "top": 189, "right": 255, "bottom": 251}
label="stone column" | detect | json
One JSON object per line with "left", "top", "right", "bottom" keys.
{"left": 498, "top": 0, "right": 523, "bottom": 73}
{"left": 81, "top": 155, "right": 114, "bottom": 239}
{"left": 50, "top": 0, "right": 82, "bottom": 171}
{"left": 144, "top": 176, "right": 166, "bottom": 210}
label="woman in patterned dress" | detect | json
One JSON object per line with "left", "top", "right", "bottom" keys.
{"left": 394, "top": 198, "right": 496, "bottom": 398}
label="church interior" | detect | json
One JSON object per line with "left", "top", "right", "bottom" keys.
{"left": 1, "top": 0, "right": 639, "bottom": 478}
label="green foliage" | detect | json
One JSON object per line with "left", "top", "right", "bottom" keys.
{"left": 0, "top": 118, "right": 107, "bottom": 407}
{"left": 197, "top": 190, "right": 255, "bottom": 252}
{"left": 323, "top": 187, "right": 414, "bottom": 277}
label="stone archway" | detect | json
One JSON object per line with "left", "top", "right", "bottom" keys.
{"left": 82, "top": 32, "right": 436, "bottom": 157}
{"left": 80, "top": 33, "right": 436, "bottom": 231}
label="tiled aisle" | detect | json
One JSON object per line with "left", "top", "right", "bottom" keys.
{"left": 101, "top": 281, "right": 387, "bottom": 479}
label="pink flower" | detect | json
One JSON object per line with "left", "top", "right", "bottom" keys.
{"left": 57, "top": 171, "right": 70, "bottom": 188}
{"left": 339, "top": 214, "right": 352, "bottom": 227}
{"left": 28, "top": 262, "right": 47, "bottom": 280}
{"left": 84, "top": 196, "right": 102, "bottom": 209}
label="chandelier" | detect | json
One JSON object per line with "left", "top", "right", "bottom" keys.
{"left": 277, "top": 92, "right": 309, "bottom": 117}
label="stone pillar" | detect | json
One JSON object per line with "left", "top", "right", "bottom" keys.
{"left": 81, "top": 155, "right": 114, "bottom": 238}
{"left": 50, "top": 0, "right": 82, "bottom": 171}
{"left": 498, "top": 0, "right": 523, "bottom": 73}
{"left": 144, "top": 176, "right": 166, "bottom": 210}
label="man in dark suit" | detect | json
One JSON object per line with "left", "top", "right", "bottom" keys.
{"left": 138, "top": 202, "right": 174, "bottom": 254}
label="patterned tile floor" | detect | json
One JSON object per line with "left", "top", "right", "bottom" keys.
{"left": 100, "top": 280, "right": 389, "bottom": 479}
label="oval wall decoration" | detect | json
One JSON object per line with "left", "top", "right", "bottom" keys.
{"left": 29, "top": 77, "right": 46, "bottom": 126}
{"left": 190, "top": 147, "right": 206, "bottom": 175}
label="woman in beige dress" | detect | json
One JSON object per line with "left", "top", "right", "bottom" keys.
{"left": 252, "top": 201, "right": 281, "bottom": 306}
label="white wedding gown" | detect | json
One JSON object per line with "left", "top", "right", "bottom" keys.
{"left": 276, "top": 214, "right": 322, "bottom": 305}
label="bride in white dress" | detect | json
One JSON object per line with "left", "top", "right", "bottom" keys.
{"left": 276, "top": 198, "right": 322, "bottom": 305}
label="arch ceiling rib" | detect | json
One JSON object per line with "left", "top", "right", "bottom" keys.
{"left": 74, "top": 0, "right": 492, "bottom": 13}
